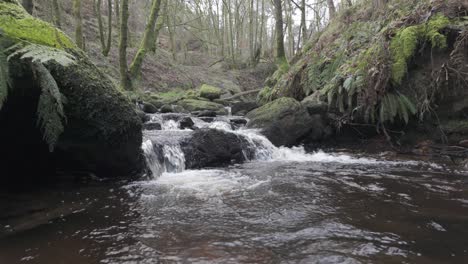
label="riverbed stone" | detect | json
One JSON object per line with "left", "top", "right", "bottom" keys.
{"left": 143, "top": 122, "right": 162, "bottom": 131}
{"left": 177, "top": 99, "right": 227, "bottom": 115}
{"left": 246, "top": 97, "right": 322, "bottom": 146}
{"left": 181, "top": 129, "right": 253, "bottom": 168}
{"left": 199, "top": 84, "right": 222, "bottom": 101}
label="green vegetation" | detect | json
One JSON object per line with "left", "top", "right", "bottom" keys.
{"left": 261, "top": 0, "right": 465, "bottom": 132}
{"left": 390, "top": 14, "right": 450, "bottom": 84}
{"left": 0, "top": 2, "right": 76, "bottom": 49}
{"left": 199, "top": 84, "right": 222, "bottom": 101}
{"left": 0, "top": 42, "right": 75, "bottom": 150}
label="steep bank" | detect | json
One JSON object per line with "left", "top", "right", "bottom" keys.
{"left": 257, "top": 0, "right": 468, "bottom": 153}
{"left": 0, "top": 1, "right": 145, "bottom": 186}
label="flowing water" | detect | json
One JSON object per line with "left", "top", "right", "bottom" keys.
{"left": 1, "top": 114, "right": 468, "bottom": 263}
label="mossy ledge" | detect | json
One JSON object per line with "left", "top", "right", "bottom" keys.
{"left": 260, "top": 0, "right": 468, "bottom": 144}
{"left": 0, "top": 1, "right": 145, "bottom": 186}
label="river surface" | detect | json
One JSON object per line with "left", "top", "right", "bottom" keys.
{"left": 1, "top": 114, "right": 468, "bottom": 264}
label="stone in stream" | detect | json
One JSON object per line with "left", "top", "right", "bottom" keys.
{"left": 199, "top": 84, "right": 222, "bottom": 101}
{"left": 143, "top": 122, "right": 162, "bottom": 131}
{"left": 137, "top": 110, "right": 151, "bottom": 123}
{"left": 177, "top": 99, "right": 227, "bottom": 115}
{"left": 142, "top": 102, "right": 158, "bottom": 114}
{"left": 160, "top": 104, "right": 173, "bottom": 113}
{"left": 230, "top": 118, "right": 248, "bottom": 126}
{"left": 181, "top": 129, "right": 254, "bottom": 169}
{"left": 196, "top": 110, "right": 217, "bottom": 117}
{"left": 247, "top": 97, "right": 325, "bottom": 146}
{"left": 200, "top": 117, "right": 215, "bottom": 123}
{"left": 179, "top": 117, "right": 195, "bottom": 130}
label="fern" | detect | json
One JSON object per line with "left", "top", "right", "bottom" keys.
{"left": 378, "top": 93, "right": 417, "bottom": 124}
{"left": 7, "top": 43, "right": 75, "bottom": 66}
{"left": 32, "top": 62, "right": 67, "bottom": 151}
{"left": 0, "top": 50, "right": 10, "bottom": 110}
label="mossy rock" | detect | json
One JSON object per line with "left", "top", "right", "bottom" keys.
{"left": 247, "top": 97, "right": 324, "bottom": 146}
{"left": 177, "top": 99, "right": 227, "bottom": 115}
{"left": 0, "top": 1, "right": 145, "bottom": 182}
{"left": 0, "top": 1, "right": 76, "bottom": 50}
{"left": 199, "top": 84, "right": 222, "bottom": 101}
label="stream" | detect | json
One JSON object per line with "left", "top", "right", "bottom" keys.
{"left": 1, "top": 113, "right": 468, "bottom": 263}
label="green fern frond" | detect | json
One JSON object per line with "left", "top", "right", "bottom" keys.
{"left": 0, "top": 50, "right": 10, "bottom": 110}
{"left": 32, "top": 62, "right": 67, "bottom": 151}
{"left": 8, "top": 44, "right": 75, "bottom": 66}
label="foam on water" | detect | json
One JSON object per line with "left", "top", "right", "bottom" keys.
{"left": 155, "top": 170, "right": 269, "bottom": 197}
{"left": 142, "top": 113, "right": 439, "bottom": 179}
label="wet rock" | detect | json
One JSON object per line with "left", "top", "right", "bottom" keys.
{"left": 301, "top": 96, "right": 328, "bottom": 115}
{"left": 230, "top": 118, "right": 248, "bottom": 126}
{"left": 1, "top": 2, "right": 145, "bottom": 181}
{"left": 200, "top": 117, "right": 215, "bottom": 123}
{"left": 197, "top": 110, "right": 217, "bottom": 117}
{"left": 181, "top": 129, "right": 252, "bottom": 169}
{"left": 179, "top": 117, "right": 195, "bottom": 130}
{"left": 142, "top": 102, "right": 158, "bottom": 114}
{"left": 137, "top": 110, "right": 150, "bottom": 123}
{"left": 247, "top": 97, "right": 322, "bottom": 146}
{"left": 459, "top": 140, "right": 468, "bottom": 148}
{"left": 160, "top": 104, "right": 173, "bottom": 113}
{"left": 143, "top": 122, "right": 162, "bottom": 131}
{"left": 232, "top": 101, "right": 258, "bottom": 115}
{"left": 177, "top": 99, "right": 227, "bottom": 115}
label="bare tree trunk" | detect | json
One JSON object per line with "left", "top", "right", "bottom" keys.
{"left": 96, "top": 0, "right": 107, "bottom": 53}
{"left": 119, "top": 0, "right": 131, "bottom": 90}
{"left": 21, "top": 0, "right": 33, "bottom": 15}
{"left": 327, "top": 0, "right": 336, "bottom": 19}
{"left": 52, "top": 0, "right": 61, "bottom": 28}
{"left": 273, "top": 0, "right": 286, "bottom": 61}
{"left": 102, "top": 0, "right": 113, "bottom": 56}
{"left": 73, "top": 0, "right": 84, "bottom": 50}
{"left": 301, "top": 0, "right": 307, "bottom": 46}
{"left": 129, "top": 0, "right": 163, "bottom": 86}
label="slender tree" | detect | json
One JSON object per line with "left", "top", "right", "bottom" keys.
{"left": 52, "top": 0, "right": 61, "bottom": 29}
{"left": 119, "top": 0, "right": 131, "bottom": 90}
{"left": 327, "top": 0, "right": 336, "bottom": 19}
{"left": 128, "top": 0, "right": 163, "bottom": 83}
{"left": 73, "top": 0, "right": 85, "bottom": 50}
{"left": 21, "top": 0, "right": 33, "bottom": 14}
{"left": 273, "top": 0, "right": 286, "bottom": 61}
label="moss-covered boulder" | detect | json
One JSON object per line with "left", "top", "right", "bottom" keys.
{"left": 247, "top": 97, "right": 324, "bottom": 146}
{"left": 199, "top": 84, "right": 222, "bottom": 101}
{"left": 177, "top": 99, "right": 227, "bottom": 115}
{"left": 0, "top": 1, "right": 144, "bottom": 184}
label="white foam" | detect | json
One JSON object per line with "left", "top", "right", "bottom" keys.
{"left": 155, "top": 170, "right": 268, "bottom": 197}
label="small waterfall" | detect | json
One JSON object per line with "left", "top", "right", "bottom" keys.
{"left": 142, "top": 140, "right": 165, "bottom": 177}
{"left": 225, "top": 106, "right": 232, "bottom": 117}
{"left": 141, "top": 113, "right": 316, "bottom": 178}
{"left": 162, "top": 145, "right": 185, "bottom": 173}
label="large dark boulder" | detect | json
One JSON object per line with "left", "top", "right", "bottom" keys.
{"left": 246, "top": 97, "right": 323, "bottom": 146}
{"left": 181, "top": 129, "right": 252, "bottom": 169}
{"left": 0, "top": 2, "right": 145, "bottom": 186}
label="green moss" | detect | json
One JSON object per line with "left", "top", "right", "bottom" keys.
{"left": 0, "top": 2, "right": 76, "bottom": 50}
{"left": 199, "top": 84, "right": 222, "bottom": 100}
{"left": 247, "top": 97, "right": 301, "bottom": 126}
{"left": 390, "top": 14, "right": 450, "bottom": 84}
{"left": 256, "top": 86, "right": 274, "bottom": 106}
{"left": 177, "top": 99, "right": 226, "bottom": 114}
